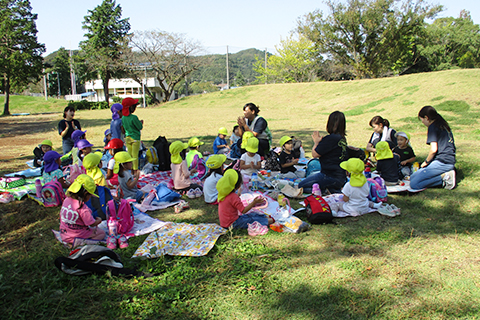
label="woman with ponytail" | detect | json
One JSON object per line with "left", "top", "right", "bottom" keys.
{"left": 410, "top": 106, "right": 456, "bottom": 190}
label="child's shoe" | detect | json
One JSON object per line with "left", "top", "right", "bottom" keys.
{"left": 174, "top": 200, "right": 190, "bottom": 213}
{"left": 106, "top": 235, "right": 117, "bottom": 249}
{"left": 377, "top": 203, "right": 396, "bottom": 217}
{"left": 248, "top": 221, "right": 269, "bottom": 236}
{"left": 186, "top": 189, "right": 196, "bottom": 199}
{"left": 194, "top": 188, "right": 203, "bottom": 198}
{"left": 389, "top": 204, "right": 401, "bottom": 215}
{"left": 442, "top": 169, "right": 456, "bottom": 190}
{"left": 117, "top": 234, "right": 129, "bottom": 249}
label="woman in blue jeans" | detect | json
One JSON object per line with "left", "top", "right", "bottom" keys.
{"left": 299, "top": 111, "right": 348, "bottom": 194}
{"left": 410, "top": 106, "right": 456, "bottom": 190}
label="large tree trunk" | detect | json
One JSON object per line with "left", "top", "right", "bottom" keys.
{"left": 103, "top": 70, "right": 110, "bottom": 105}
{"left": 3, "top": 76, "right": 10, "bottom": 116}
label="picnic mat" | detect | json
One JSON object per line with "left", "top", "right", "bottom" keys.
{"left": 52, "top": 208, "right": 168, "bottom": 247}
{"left": 137, "top": 170, "right": 202, "bottom": 189}
{"left": 299, "top": 194, "right": 378, "bottom": 218}
{"left": 385, "top": 180, "right": 426, "bottom": 193}
{"left": 132, "top": 222, "right": 226, "bottom": 258}
{"left": 0, "top": 177, "right": 43, "bottom": 200}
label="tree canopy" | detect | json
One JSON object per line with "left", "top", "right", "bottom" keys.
{"left": 80, "top": 0, "right": 130, "bottom": 104}
{"left": 297, "top": 0, "right": 442, "bottom": 78}
{"left": 0, "top": 0, "right": 45, "bottom": 115}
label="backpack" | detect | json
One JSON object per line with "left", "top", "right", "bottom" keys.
{"left": 305, "top": 158, "right": 321, "bottom": 177}
{"left": 304, "top": 194, "right": 334, "bottom": 224}
{"left": 153, "top": 136, "right": 171, "bottom": 171}
{"left": 63, "top": 164, "right": 86, "bottom": 185}
{"left": 86, "top": 186, "right": 112, "bottom": 220}
{"left": 41, "top": 179, "right": 66, "bottom": 207}
{"left": 264, "top": 149, "right": 281, "bottom": 171}
{"left": 146, "top": 147, "right": 159, "bottom": 165}
{"left": 229, "top": 140, "right": 243, "bottom": 159}
{"left": 54, "top": 245, "right": 149, "bottom": 277}
{"left": 291, "top": 137, "right": 303, "bottom": 159}
{"left": 367, "top": 177, "right": 388, "bottom": 203}
{"left": 150, "top": 183, "right": 181, "bottom": 204}
{"left": 107, "top": 199, "right": 134, "bottom": 235}
{"left": 189, "top": 154, "right": 208, "bottom": 180}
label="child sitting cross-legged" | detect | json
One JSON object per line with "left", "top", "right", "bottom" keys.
{"left": 375, "top": 141, "right": 400, "bottom": 186}
{"left": 216, "top": 169, "right": 273, "bottom": 229}
{"left": 213, "top": 127, "right": 230, "bottom": 154}
{"left": 43, "top": 151, "right": 69, "bottom": 188}
{"left": 329, "top": 158, "right": 382, "bottom": 216}
{"left": 59, "top": 174, "right": 105, "bottom": 245}
{"left": 170, "top": 141, "right": 203, "bottom": 199}
{"left": 115, "top": 151, "right": 145, "bottom": 203}
{"left": 393, "top": 131, "right": 416, "bottom": 179}
{"left": 186, "top": 137, "right": 204, "bottom": 167}
{"left": 203, "top": 154, "right": 227, "bottom": 204}
{"left": 278, "top": 135, "right": 306, "bottom": 179}
{"left": 239, "top": 136, "right": 261, "bottom": 176}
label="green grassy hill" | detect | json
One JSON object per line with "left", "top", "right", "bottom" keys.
{"left": 1, "top": 69, "right": 480, "bottom": 319}
{"left": 0, "top": 94, "right": 68, "bottom": 115}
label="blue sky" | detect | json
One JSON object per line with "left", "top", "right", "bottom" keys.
{"left": 31, "top": 0, "right": 480, "bottom": 56}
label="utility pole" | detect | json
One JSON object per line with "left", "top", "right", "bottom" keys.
{"left": 57, "top": 73, "right": 61, "bottom": 97}
{"left": 43, "top": 69, "right": 48, "bottom": 100}
{"left": 143, "top": 66, "right": 147, "bottom": 108}
{"left": 69, "top": 48, "right": 77, "bottom": 95}
{"left": 265, "top": 48, "right": 267, "bottom": 85}
{"left": 226, "top": 45, "right": 230, "bottom": 90}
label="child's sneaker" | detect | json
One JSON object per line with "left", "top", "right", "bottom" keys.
{"left": 194, "top": 188, "right": 203, "bottom": 198}
{"left": 117, "top": 234, "right": 129, "bottom": 249}
{"left": 248, "top": 221, "right": 268, "bottom": 236}
{"left": 106, "top": 235, "right": 117, "bottom": 249}
{"left": 186, "top": 189, "right": 196, "bottom": 199}
{"left": 442, "top": 169, "right": 456, "bottom": 190}
{"left": 174, "top": 200, "right": 190, "bottom": 213}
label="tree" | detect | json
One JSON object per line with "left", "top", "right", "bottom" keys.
{"left": 80, "top": 0, "right": 130, "bottom": 104}
{"left": 297, "top": 0, "right": 441, "bottom": 78}
{"left": 418, "top": 11, "right": 480, "bottom": 70}
{"left": 46, "top": 47, "right": 73, "bottom": 96}
{"left": 254, "top": 34, "right": 319, "bottom": 83}
{"left": 129, "top": 30, "right": 205, "bottom": 102}
{"left": 0, "top": 0, "right": 45, "bottom": 115}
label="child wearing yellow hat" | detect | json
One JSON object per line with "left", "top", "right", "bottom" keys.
{"left": 33, "top": 139, "right": 53, "bottom": 167}
{"left": 83, "top": 152, "right": 107, "bottom": 187}
{"left": 213, "top": 127, "right": 230, "bottom": 154}
{"left": 239, "top": 137, "right": 261, "bottom": 176}
{"left": 170, "top": 141, "right": 203, "bottom": 198}
{"left": 330, "top": 158, "right": 382, "bottom": 215}
{"left": 115, "top": 151, "right": 145, "bottom": 202}
{"left": 278, "top": 136, "right": 306, "bottom": 179}
{"left": 203, "top": 154, "right": 227, "bottom": 204}
{"left": 375, "top": 141, "right": 400, "bottom": 185}
{"left": 186, "top": 137, "right": 205, "bottom": 167}
{"left": 59, "top": 174, "right": 105, "bottom": 244}
{"left": 216, "top": 169, "right": 271, "bottom": 228}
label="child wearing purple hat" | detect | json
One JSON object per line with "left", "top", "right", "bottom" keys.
{"left": 42, "top": 151, "right": 69, "bottom": 188}
{"left": 110, "top": 103, "right": 124, "bottom": 141}
{"left": 75, "top": 139, "right": 93, "bottom": 167}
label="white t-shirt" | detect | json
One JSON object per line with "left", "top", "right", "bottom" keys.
{"left": 229, "top": 133, "right": 240, "bottom": 145}
{"left": 240, "top": 153, "right": 261, "bottom": 176}
{"left": 107, "top": 158, "right": 115, "bottom": 170}
{"left": 203, "top": 172, "right": 222, "bottom": 203}
{"left": 341, "top": 182, "right": 370, "bottom": 215}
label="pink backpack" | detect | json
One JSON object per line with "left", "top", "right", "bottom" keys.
{"left": 189, "top": 154, "right": 208, "bottom": 180}
{"left": 107, "top": 199, "right": 134, "bottom": 235}
{"left": 63, "top": 164, "right": 86, "bottom": 185}
{"left": 41, "top": 180, "right": 66, "bottom": 207}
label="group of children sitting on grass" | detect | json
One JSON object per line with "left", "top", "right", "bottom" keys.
{"left": 31, "top": 99, "right": 455, "bottom": 245}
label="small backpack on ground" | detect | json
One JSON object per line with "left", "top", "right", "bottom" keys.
{"left": 304, "top": 194, "right": 334, "bottom": 224}
{"left": 63, "top": 164, "right": 86, "bottom": 185}
{"left": 189, "top": 154, "right": 208, "bottom": 180}
{"left": 54, "top": 245, "right": 151, "bottom": 277}
{"left": 85, "top": 186, "right": 112, "bottom": 220}
{"left": 264, "top": 149, "right": 281, "bottom": 171}
{"left": 153, "top": 136, "right": 171, "bottom": 171}
{"left": 107, "top": 199, "right": 134, "bottom": 235}
{"left": 41, "top": 179, "right": 66, "bottom": 207}
{"left": 367, "top": 177, "right": 388, "bottom": 203}
{"left": 305, "top": 158, "right": 321, "bottom": 177}
{"left": 146, "top": 147, "right": 159, "bottom": 165}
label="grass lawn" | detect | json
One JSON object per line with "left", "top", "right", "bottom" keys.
{"left": 1, "top": 69, "right": 480, "bottom": 319}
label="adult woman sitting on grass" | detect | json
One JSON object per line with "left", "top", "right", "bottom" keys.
{"left": 298, "top": 111, "right": 348, "bottom": 194}
{"left": 410, "top": 106, "right": 456, "bottom": 190}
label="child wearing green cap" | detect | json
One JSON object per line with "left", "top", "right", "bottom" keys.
{"left": 213, "top": 128, "right": 230, "bottom": 154}
{"left": 204, "top": 154, "right": 227, "bottom": 204}
{"left": 278, "top": 136, "right": 306, "bottom": 179}
{"left": 33, "top": 139, "right": 53, "bottom": 167}
{"left": 186, "top": 137, "right": 205, "bottom": 167}
{"left": 329, "top": 158, "right": 381, "bottom": 216}
{"left": 375, "top": 141, "right": 400, "bottom": 185}
{"left": 59, "top": 174, "right": 105, "bottom": 244}
{"left": 239, "top": 137, "right": 261, "bottom": 176}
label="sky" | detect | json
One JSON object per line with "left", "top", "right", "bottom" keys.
{"left": 30, "top": 0, "right": 480, "bottom": 56}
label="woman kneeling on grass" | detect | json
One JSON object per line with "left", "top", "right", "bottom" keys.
{"left": 410, "top": 106, "right": 456, "bottom": 190}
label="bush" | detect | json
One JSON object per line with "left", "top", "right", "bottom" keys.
{"left": 67, "top": 100, "right": 109, "bottom": 110}
{"left": 111, "top": 96, "right": 122, "bottom": 103}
